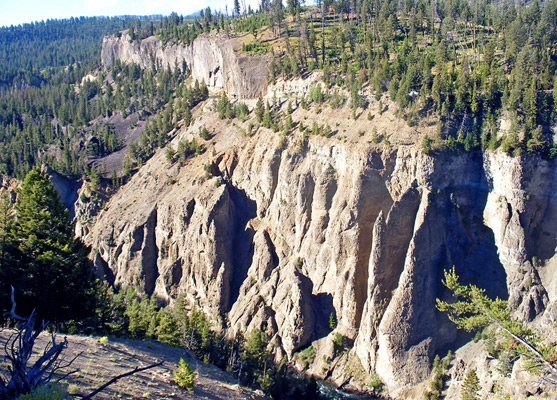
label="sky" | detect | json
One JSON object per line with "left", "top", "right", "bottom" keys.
{"left": 0, "top": 0, "right": 263, "bottom": 28}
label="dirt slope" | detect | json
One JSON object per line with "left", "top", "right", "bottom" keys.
{"left": 0, "top": 331, "right": 266, "bottom": 400}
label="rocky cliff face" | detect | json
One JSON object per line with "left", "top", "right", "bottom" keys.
{"left": 101, "top": 32, "right": 270, "bottom": 98}
{"left": 76, "top": 99, "right": 557, "bottom": 397}
{"left": 83, "top": 31, "right": 557, "bottom": 399}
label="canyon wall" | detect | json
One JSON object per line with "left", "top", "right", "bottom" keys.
{"left": 86, "top": 32, "right": 557, "bottom": 398}
{"left": 101, "top": 32, "right": 270, "bottom": 98}
{"left": 77, "top": 104, "right": 557, "bottom": 397}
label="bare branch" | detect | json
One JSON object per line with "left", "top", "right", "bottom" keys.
{"left": 6, "top": 286, "right": 24, "bottom": 321}
{"left": 0, "top": 293, "right": 75, "bottom": 399}
{"left": 487, "top": 316, "right": 557, "bottom": 377}
{"left": 74, "top": 361, "right": 164, "bottom": 399}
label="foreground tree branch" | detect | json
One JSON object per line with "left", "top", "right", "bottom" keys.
{"left": 436, "top": 267, "right": 557, "bottom": 386}
{"left": 75, "top": 361, "right": 164, "bottom": 399}
{"left": 0, "top": 291, "right": 68, "bottom": 399}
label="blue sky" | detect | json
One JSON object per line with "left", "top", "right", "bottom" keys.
{"left": 0, "top": 0, "right": 263, "bottom": 28}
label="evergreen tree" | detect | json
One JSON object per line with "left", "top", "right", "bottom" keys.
{"left": 234, "top": 0, "right": 241, "bottom": 17}
{"left": 241, "top": 329, "right": 274, "bottom": 389}
{"left": 461, "top": 370, "right": 480, "bottom": 400}
{"left": 422, "top": 135, "right": 433, "bottom": 154}
{"left": 173, "top": 358, "right": 195, "bottom": 390}
{"left": 156, "top": 307, "right": 180, "bottom": 346}
{"left": 527, "top": 125, "right": 547, "bottom": 155}
{"left": 8, "top": 168, "right": 98, "bottom": 324}
{"left": 0, "top": 192, "right": 16, "bottom": 314}
{"left": 437, "top": 267, "right": 557, "bottom": 385}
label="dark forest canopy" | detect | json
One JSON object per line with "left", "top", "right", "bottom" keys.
{"left": 0, "top": 16, "right": 146, "bottom": 88}
{"left": 0, "top": 168, "right": 98, "bottom": 324}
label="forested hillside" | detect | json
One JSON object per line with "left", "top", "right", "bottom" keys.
{"left": 1, "top": 0, "right": 556, "bottom": 181}
{"left": 258, "top": 0, "right": 557, "bottom": 156}
{"left": 0, "top": 17, "right": 150, "bottom": 179}
{"left": 145, "top": 0, "right": 557, "bottom": 157}
{"left": 0, "top": 17, "right": 132, "bottom": 87}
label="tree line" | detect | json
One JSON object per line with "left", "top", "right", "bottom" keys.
{"left": 187, "top": 0, "right": 556, "bottom": 157}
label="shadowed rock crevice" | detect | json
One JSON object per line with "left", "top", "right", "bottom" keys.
{"left": 93, "top": 252, "right": 115, "bottom": 286}
{"left": 311, "top": 292, "right": 335, "bottom": 338}
{"left": 169, "top": 258, "right": 183, "bottom": 288}
{"left": 353, "top": 170, "right": 393, "bottom": 328}
{"left": 268, "top": 151, "right": 282, "bottom": 208}
{"left": 371, "top": 187, "right": 421, "bottom": 328}
{"left": 296, "top": 173, "right": 315, "bottom": 249}
{"left": 228, "top": 185, "right": 257, "bottom": 309}
{"left": 142, "top": 207, "right": 159, "bottom": 295}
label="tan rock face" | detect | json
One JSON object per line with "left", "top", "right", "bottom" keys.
{"left": 101, "top": 33, "right": 270, "bottom": 98}
{"left": 78, "top": 105, "right": 557, "bottom": 397}
{"left": 82, "top": 36, "right": 557, "bottom": 393}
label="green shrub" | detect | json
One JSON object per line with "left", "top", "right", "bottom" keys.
{"left": 67, "top": 384, "right": 80, "bottom": 395}
{"left": 295, "top": 345, "right": 316, "bottom": 369}
{"left": 461, "top": 370, "right": 480, "bottom": 400}
{"left": 18, "top": 384, "right": 66, "bottom": 400}
{"left": 333, "top": 333, "right": 344, "bottom": 348}
{"left": 422, "top": 135, "right": 432, "bottom": 155}
{"left": 328, "top": 312, "right": 336, "bottom": 329}
{"left": 173, "top": 358, "right": 195, "bottom": 391}
{"left": 369, "top": 372, "right": 383, "bottom": 392}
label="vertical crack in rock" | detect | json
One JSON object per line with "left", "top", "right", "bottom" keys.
{"left": 374, "top": 189, "right": 444, "bottom": 390}
{"left": 353, "top": 170, "right": 393, "bottom": 328}
{"left": 260, "top": 230, "right": 279, "bottom": 279}
{"left": 296, "top": 173, "right": 315, "bottom": 250}
{"left": 355, "top": 187, "right": 421, "bottom": 374}
{"left": 93, "top": 251, "right": 115, "bottom": 286}
{"left": 228, "top": 185, "right": 257, "bottom": 309}
{"left": 142, "top": 206, "right": 159, "bottom": 295}
{"left": 268, "top": 151, "right": 282, "bottom": 208}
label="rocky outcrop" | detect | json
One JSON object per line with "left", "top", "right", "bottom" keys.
{"left": 0, "top": 174, "right": 18, "bottom": 203}
{"left": 77, "top": 101, "right": 557, "bottom": 398}
{"left": 101, "top": 32, "right": 270, "bottom": 98}
{"left": 45, "top": 165, "right": 82, "bottom": 220}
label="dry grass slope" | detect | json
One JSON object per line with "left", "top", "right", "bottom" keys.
{"left": 0, "top": 331, "right": 267, "bottom": 400}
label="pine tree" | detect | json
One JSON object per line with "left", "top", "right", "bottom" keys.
{"left": 234, "top": 0, "right": 241, "bottom": 17}
{"left": 328, "top": 312, "right": 336, "bottom": 329}
{"left": 242, "top": 329, "right": 273, "bottom": 389}
{"left": 524, "top": 77, "right": 538, "bottom": 130}
{"left": 527, "top": 125, "right": 546, "bottom": 154}
{"left": 156, "top": 307, "right": 180, "bottom": 346}
{"left": 461, "top": 370, "right": 480, "bottom": 400}
{"left": 173, "top": 358, "right": 195, "bottom": 390}
{"left": 437, "top": 267, "right": 557, "bottom": 384}
{"left": 10, "top": 167, "right": 98, "bottom": 324}
{"left": 0, "top": 192, "right": 16, "bottom": 315}
{"left": 255, "top": 97, "right": 265, "bottom": 122}
{"left": 422, "top": 135, "right": 433, "bottom": 154}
